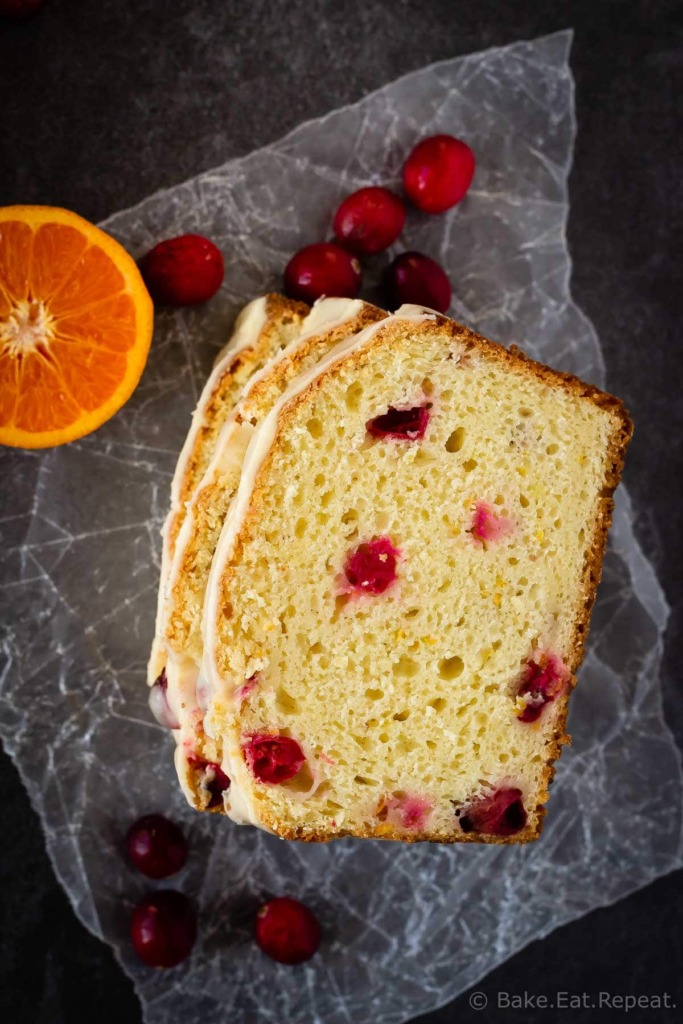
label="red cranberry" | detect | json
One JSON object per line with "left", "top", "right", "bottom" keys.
{"left": 385, "top": 794, "right": 433, "bottom": 831}
{"left": 148, "top": 668, "right": 179, "bottom": 730}
{"left": 140, "top": 234, "right": 224, "bottom": 306}
{"left": 470, "top": 501, "right": 514, "bottom": 545}
{"left": 459, "top": 787, "right": 527, "bottom": 836}
{"left": 284, "top": 242, "right": 361, "bottom": 304}
{"left": 0, "top": 0, "right": 46, "bottom": 17}
{"left": 254, "top": 897, "right": 321, "bottom": 965}
{"left": 403, "top": 134, "right": 475, "bottom": 214}
{"left": 130, "top": 890, "right": 197, "bottom": 968}
{"left": 126, "top": 814, "right": 188, "bottom": 879}
{"left": 333, "top": 186, "right": 406, "bottom": 255}
{"left": 517, "top": 655, "right": 568, "bottom": 723}
{"left": 187, "top": 756, "right": 230, "bottom": 807}
{"left": 243, "top": 734, "right": 306, "bottom": 785}
{"left": 366, "top": 404, "right": 430, "bottom": 441}
{"left": 344, "top": 537, "right": 399, "bottom": 595}
{"left": 383, "top": 251, "right": 451, "bottom": 313}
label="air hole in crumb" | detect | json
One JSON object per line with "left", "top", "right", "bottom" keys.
{"left": 439, "top": 655, "right": 464, "bottom": 680}
{"left": 295, "top": 517, "right": 308, "bottom": 538}
{"left": 281, "top": 760, "right": 315, "bottom": 794}
{"left": 463, "top": 458, "right": 478, "bottom": 472}
{"left": 345, "top": 381, "right": 364, "bottom": 411}
{"left": 414, "top": 449, "right": 434, "bottom": 466}
{"left": 331, "top": 594, "right": 349, "bottom": 623}
{"left": 314, "top": 473, "right": 326, "bottom": 487}
{"left": 393, "top": 709, "right": 410, "bottom": 722}
{"left": 509, "top": 556, "right": 519, "bottom": 566}
{"left": 426, "top": 739, "right": 437, "bottom": 750}
{"left": 341, "top": 509, "right": 358, "bottom": 525}
{"left": 546, "top": 443, "right": 559, "bottom": 454}
{"left": 393, "top": 656, "right": 419, "bottom": 678}
{"left": 519, "top": 407, "right": 533, "bottom": 417}
{"left": 379, "top": 732, "right": 390, "bottom": 743}
{"left": 397, "top": 735, "right": 417, "bottom": 754}
{"left": 275, "top": 687, "right": 300, "bottom": 716}
{"left": 305, "top": 417, "right": 323, "bottom": 439}
{"left": 445, "top": 427, "right": 465, "bottom": 453}
{"left": 309, "top": 642, "right": 324, "bottom": 655}
{"left": 422, "top": 377, "right": 434, "bottom": 396}
{"left": 519, "top": 494, "right": 530, "bottom": 508}
{"left": 365, "top": 687, "right": 384, "bottom": 700}
{"left": 428, "top": 697, "right": 447, "bottom": 713}
{"left": 406, "top": 607, "right": 420, "bottom": 618}
{"left": 354, "top": 775, "right": 376, "bottom": 786}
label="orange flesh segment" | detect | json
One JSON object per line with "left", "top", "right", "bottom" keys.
{"left": 0, "top": 221, "right": 33, "bottom": 302}
{"left": 56, "top": 292, "right": 138, "bottom": 353}
{"left": 29, "top": 222, "right": 89, "bottom": 300}
{"left": 14, "top": 353, "right": 82, "bottom": 432}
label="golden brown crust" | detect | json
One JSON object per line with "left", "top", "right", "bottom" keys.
{"left": 166, "top": 294, "right": 308, "bottom": 557}
{"left": 235, "top": 304, "right": 386, "bottom": 422}
{"left": 166, "top": 302, "right": 386, "bottom": 657}
{"left": 213, "top": 313, "right": 632, "bottom": 843}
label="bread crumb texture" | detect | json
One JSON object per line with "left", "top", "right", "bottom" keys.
{"left": 206, "top": 318, "right": 630, "bottom": 843}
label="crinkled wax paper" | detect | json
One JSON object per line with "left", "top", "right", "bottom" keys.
{"left": 1, "top": 30, "right": 681, "bottom": 1024}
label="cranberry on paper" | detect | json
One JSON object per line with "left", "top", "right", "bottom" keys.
{"left": 126, "top": 814, "right": 188, "bottom": 879}
{"left": 140, "top": 234, "right": 225, "bottom": 306}
{"left": 383, "top": 251, "right": 451, "bottom": 313}
{"left": 333, "top": 186, "right": 406, "bottom": 255}
{"left": 255, "top": 897, "right": 321, "bottom": 964}
{"left": 130, "top": 891, "right": 197, "bottom": 968}
{"left": 284, "top": 242, "right": 361, "bottom": 304}
{"left": 403, "top": 134, "right": 475, "bottom": 213}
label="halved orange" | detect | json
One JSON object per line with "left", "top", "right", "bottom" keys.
{"left": 0, "top": 205, "right": 154, "bottom": 448}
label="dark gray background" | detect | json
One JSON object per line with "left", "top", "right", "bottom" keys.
{"left": 1, "top": 1, "right": 681, "bottom": 1021}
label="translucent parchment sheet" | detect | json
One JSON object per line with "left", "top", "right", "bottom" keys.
{"left": 1, "top": 30, "right": 681, "bottom": 1024}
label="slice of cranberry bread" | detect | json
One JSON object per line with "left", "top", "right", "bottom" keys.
{"left": 147, "top": 294, "right": 308, "bottom": 686}
{"left": 201, "top": 306, "right": 632, "bottom": 842}
{"left": 157, "top": 299, "right": 387, "bottom": 811}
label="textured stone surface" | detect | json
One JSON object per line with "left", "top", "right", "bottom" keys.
{"left": 1, "top": 3, "right": 682, "bottom": 1023}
